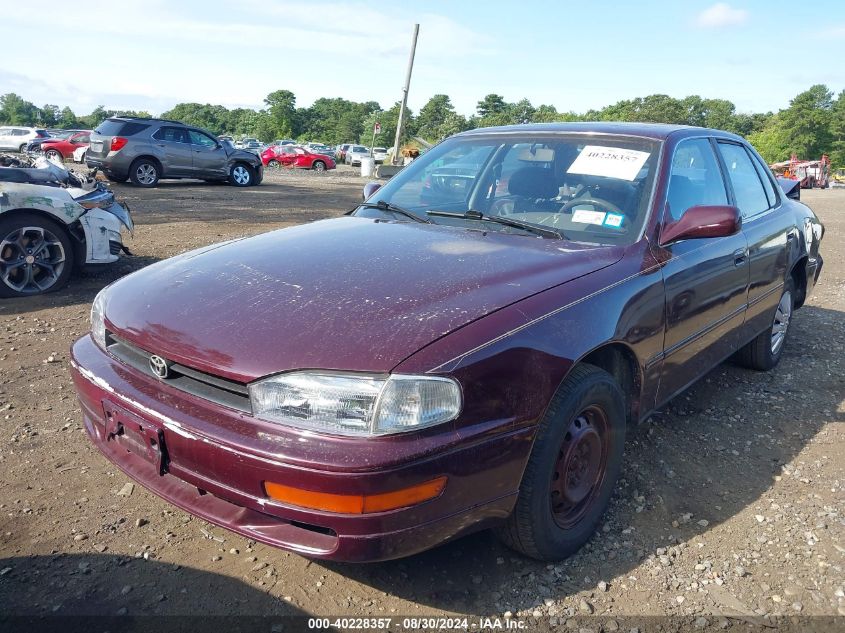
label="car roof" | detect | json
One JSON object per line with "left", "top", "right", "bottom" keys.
{"left": 109, "top": 116, "right": 185, "bottom": 126}
{"left": 457, "top": 121, "right": 745, "bottom": 141}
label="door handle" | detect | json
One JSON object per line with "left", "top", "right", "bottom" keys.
{"left": 733, "top": 248, "right": 748, "bottom": 267}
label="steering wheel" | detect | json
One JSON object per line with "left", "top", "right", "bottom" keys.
{"left": 560, "top": 195, "right": 624, "bottom": 216}
{"left": 489, "top": 198, "right": 516, "bottom": 216}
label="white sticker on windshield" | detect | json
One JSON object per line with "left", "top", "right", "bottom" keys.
{"left": 571, "top": 209, "right": 607, "bottom": 225}
{"left": 567, "top": 145, "right": 650, "bottom": 181}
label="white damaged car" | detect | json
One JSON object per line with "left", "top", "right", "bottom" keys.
{"left": 0, "top": 155, "right": 133, "bottom": 297}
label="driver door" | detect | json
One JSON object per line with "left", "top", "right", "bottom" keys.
{"left": 656, "top": 137, "right": 749, "bottom": 404}
{"left": 188, "top": 129, "right": 228, "bottom": 178}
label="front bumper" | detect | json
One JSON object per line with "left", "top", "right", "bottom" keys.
{"left": 70, "top": 335, "right": 526, "bottom": 562}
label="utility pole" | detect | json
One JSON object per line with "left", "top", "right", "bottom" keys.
{"left": 392, "top": 23, "right": 419, "bottom": 166}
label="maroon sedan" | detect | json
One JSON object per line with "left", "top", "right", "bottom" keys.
{"left": 40, "top": 130, "right": 92, "bottom": 161}
{"left": 71, "top": 123, "right": 823, "bottom": 562}
{"left": 261, "top": 144, "right": 336, "bottom": 172}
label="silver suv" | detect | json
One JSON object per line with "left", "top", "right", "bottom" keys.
{"left": 86, "top": 117, "right": 264, "bottom": 187}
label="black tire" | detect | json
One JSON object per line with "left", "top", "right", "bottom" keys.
{"left": 267, "top": 159, "right": 280, "bottom": 169}
{"left": 18, "top": 143, "right": 27, "bottom": 153}
{"left": 229, "top": 162, "right": 254, "bottom": 187}
{"left": 495, "top": 363, "right": 626, "bottom": 561}
{"left": 0, "top": 213, "right": 74, "bottom": 298}
{"left": 44, "top": 149, "right": 63, "bottom": 162}
{"left": 312, "top": 160, "right": 326, "bottom": 172}
{"left": 736, "top": 278, "right": 794, "bottom": 371}
{"left": 129, "top": 158, "right": 160, "bottom": 187}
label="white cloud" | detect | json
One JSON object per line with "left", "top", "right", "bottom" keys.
{"left": 695, "top": 3, "right": 749, "bottom": 28}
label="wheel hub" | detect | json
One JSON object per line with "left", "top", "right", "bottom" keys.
{"left": 550, "top": 406, "right": 609, "bottom": 528}
{"left": 559, "top": 425, "right": 601, "bottom": 503}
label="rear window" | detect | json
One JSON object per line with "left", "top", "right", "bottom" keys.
{"left": 94, "top": 119, "right": 151, "bottom": 137}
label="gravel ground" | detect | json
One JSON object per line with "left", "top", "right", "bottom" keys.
{"left": 0, "top": 170, "right": 842, "bottom": 630}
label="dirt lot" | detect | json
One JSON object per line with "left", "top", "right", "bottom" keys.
{"left": 0, "top": 169, "right": 843, "bottom": 630}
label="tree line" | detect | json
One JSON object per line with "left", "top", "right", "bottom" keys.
{"left": 1, "top": 85, "right": 842, "bottom": 166}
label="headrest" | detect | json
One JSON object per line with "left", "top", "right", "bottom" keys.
{"left": 508, "top": 167, "right": 558, "bottom": 198}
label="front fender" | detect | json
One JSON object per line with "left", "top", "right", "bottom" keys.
{"left": 0, "top": 182, "right": 84, "bottom": 224}
{"left": 395, "top": 241, "right": 666, "bottom": 432}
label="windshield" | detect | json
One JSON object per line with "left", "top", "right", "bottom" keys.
{"left": 355, "top": 133, "right": 661, "bottom": 244}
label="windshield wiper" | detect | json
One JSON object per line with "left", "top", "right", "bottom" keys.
{"left": 426, "top": 209, "right": 566, "bottom": 239}
{"left": 360, "top": 200, "right": 432, "bottom": 224}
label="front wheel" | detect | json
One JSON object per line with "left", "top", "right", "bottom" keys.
{"left": 44, "top": 149, "right": 63, "bottom": 162}
{"left": 229, "top": 163, "right": 254, "bottom": 186}
{"left": 496, "top": 364, "right": 626, "bottom": 561}
{"left": 736, "top": 279, "right": 794, "bottom": 371}
{"left": 312, "top": 160, "right": 326, "bottom": 172}
{"left": 0, "top": 213, "right": 74, "bottom": 297}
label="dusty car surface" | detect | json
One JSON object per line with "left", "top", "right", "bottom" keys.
{"left": 0, "top": 155, "right": 133, "bottom": 297}
{"left": 70, "top": 123, "right": 823, "bottom": 562}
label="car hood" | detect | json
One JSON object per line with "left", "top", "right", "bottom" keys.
{"left": 104, "top": 217, "right": 624, "bottom": 382}
{"left": 227, "top": 147, "right": 261, "bottom": 162}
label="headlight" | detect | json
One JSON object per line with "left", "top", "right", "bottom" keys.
{"left": 90, "top": 287, "right": 110, "bottom": 349}
{"left": 249, "top": 372, "right": 462, "bottom": 436}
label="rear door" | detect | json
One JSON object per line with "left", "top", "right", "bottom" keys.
{"left": 657, "top": 137, "right": 750, "bottom": 403}
{"left": 151, "top": 126, "right": 193, "bottom": 176}
{"left": 716, "top": 141, "right": 790, "bottom": 341}
{"left": 188, "top": 129, "right": 228, "bottom": 178}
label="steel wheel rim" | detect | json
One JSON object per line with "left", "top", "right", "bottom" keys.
{"left": 0, "top": 226, "right": 66, "bottom": 294}
{"left": 550, "top": 405, "right": 610, "bottom": 529}
{"left": 136, "top": 163, "right": 157, "bottom": 184}
{"left": 233, "top": 165, "right": 250, "bottom": 184}
{"left": 771, "top": 290, "right": 792, "bottom": 355}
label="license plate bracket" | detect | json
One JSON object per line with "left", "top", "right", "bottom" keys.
{"left": 102, "top": 401, "right": 168, "bottom": 476}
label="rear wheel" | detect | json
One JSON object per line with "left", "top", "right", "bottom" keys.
{"left": 18, "top": 143, "right": 27, "bottom": 153}
{"left": 312, "top": 160, "right": 326, "bottom": 172}
{"left": 0, "top": 213, "right": 74, "bottom": 297}
{"left": 736, "top": 279, "right": 794, "bottom": 371}
{"left": 129, "top": 158, "right": 160, "bottom": 187}
{"left": 496, "top": 364, "right": 626, "bottom": 560}
{"left": 229, "top": 163, "right": 254, "bottom": 186}
{"left": 267, "top": 159, "right": 280, "bottom": 169}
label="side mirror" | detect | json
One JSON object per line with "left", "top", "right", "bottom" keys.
{"left": 659, "top": 204, "right": 741, "bottom": 246}
{"left": 362, "top": 181, "right": 382, "bottom": 201}
{"left": 777, "top": 177, "right": 800, "bottom": 200}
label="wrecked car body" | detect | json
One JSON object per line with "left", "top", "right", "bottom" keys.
{"left": 0, "top": 155, "right": 133, "bottom": 297}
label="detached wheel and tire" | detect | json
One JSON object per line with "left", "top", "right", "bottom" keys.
{"left": 737, "top": 279, "right": 794, "bottom": 371}
{"left": 129, "top": 158, "right": 160, "bottom": 187}
{"left": 312, "top": 160, "right": 326, "bottom": 173}
{"left": 0, "top": 213, "right": 74, "bottom": 297}
{"left": 229, "top": 163, "right": 254, "bottom": 187}
{"left": 496, "top": 364, "right": 626, "bottom": 561}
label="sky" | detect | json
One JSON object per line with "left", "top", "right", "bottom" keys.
{"left": 1, "top": 0, "right": 843, "bottom": 117}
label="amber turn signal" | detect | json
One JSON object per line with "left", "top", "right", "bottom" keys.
{"left": 263, "top": 476, "right": 447, "bottom": 514}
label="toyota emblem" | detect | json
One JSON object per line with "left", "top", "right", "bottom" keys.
{"left": 149, "top": 354, "right": 170, "bottom": 379}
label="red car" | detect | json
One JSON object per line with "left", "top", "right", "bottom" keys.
{"left": 71, "top": 123, "right": 823, "bottom": 563}
{"left": 261, "top": 145, "right": 336, "bottom": 172}
{"left": 40, "top": 130, "right": 92, "bottom": 161}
